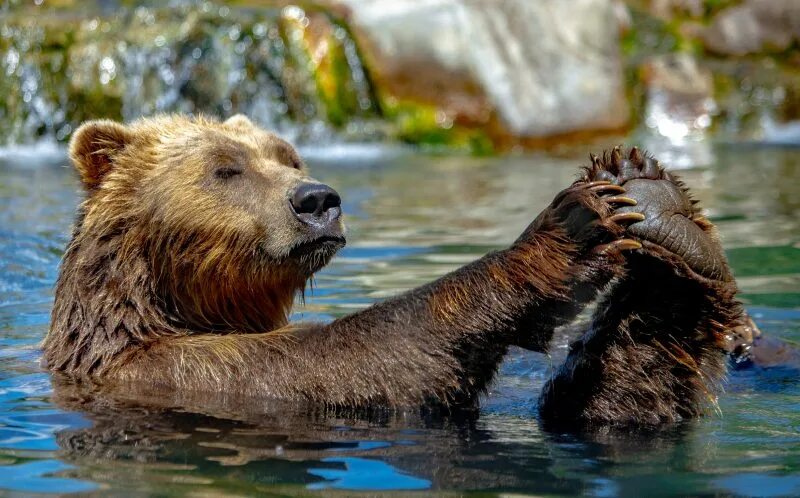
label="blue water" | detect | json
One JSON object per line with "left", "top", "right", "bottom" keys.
{"left": 0, "top": 145, "right": 798, "bottom": 496}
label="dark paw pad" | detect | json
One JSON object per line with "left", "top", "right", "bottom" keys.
{"left": 582, "top": 146, "right": 730, "bottom": 281}
{"left": 616, "top": 179, "right": 729, "bottom": 280}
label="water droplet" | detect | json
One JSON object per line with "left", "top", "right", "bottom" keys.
{"left": 694, "top": 114, "right": 711, "bottom": 129}
{"left": 100, "top": 57, "right": 115, "bottom": 72}
{"left": 253, "top": 23, "right": 267, "bottom": 39}
{"left": 56, "top": 124, "right": 72, "bottom": 141}
{"left": 192, "top": 47, "right": 202, "bottom": 60}
{"left": 435, "top": 110, "right": 453, "bottom": 129}
{"left": 99, "top": 56, "right": 116, "bottom": 85}
{"left": 282, "top": 5, "right": 306, "bottom": 21}
{"left": 4, "top": 48, "right": 19, "bottom": 76}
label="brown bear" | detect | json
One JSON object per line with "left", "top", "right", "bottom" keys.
{"left": 43, "top": 114, "right": 744, "bottom": 426}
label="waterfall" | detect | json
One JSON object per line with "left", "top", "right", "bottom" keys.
{"left": 0, "top": 2, "right": 380, "bottom": 146}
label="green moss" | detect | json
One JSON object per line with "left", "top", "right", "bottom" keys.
{"left": 380, "top": 99, "right": 494, "bottom": 154}
{"left": 277, "top": 8, "right": 377, "bottom": 127}
{"left": 621, "top": 5, "right": 704, "bottom": 60}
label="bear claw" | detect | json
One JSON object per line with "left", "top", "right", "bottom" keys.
{"left": 608, "top": 212, "right": 646, "bottom": 224}
{"left": 593, "top": 238, "right": 643, "bottom": 256}
{"left": 588, "top": 183, "right": 626, "bottom": 195}
{"left": 604, "top": 196, "right": 638, "bottom": 206}
{"left": 581, "top": 146, "right": 732, "bottom": 281}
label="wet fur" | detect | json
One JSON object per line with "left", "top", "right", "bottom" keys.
{"left": 45, "top": 116, "right": 311, "bottom": 376}
{"left": 45, "top": 116, "right": 742, "bottom": 426}
{"left": 539, "top": 148, "right": 743, "bottom": 427}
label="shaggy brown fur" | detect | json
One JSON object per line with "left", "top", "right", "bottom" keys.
{"left": 45, "top": 114, "right": 647, "bottom": 409}
{"left": 538, "top": 148, "right": 744, "bottom": 427}
{"left": 45, "top": 115, "right": 741, "bottom": 425}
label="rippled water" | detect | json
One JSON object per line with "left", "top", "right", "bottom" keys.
{"left": 1, "top": 144, "right": 799, "bottom": 496}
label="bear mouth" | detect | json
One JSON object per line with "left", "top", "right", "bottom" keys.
{"left": 288, "top": 235, "right": 346, "bottom": 258}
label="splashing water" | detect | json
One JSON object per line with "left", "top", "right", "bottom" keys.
{"left": 0, "top": 2, "right": 380, "bottom": 146}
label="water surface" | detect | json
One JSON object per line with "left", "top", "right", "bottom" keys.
{"left": 1, "top": 144, "right": 799, "bottom": 496}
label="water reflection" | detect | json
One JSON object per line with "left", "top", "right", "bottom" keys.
{"left": 46, "top": 376, "right": 711, "bottom": 495}
{"left": 0, "top": 145, "right": 799, "bottom": 495}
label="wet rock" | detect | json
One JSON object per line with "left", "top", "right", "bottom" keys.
{"left": 337, "top": 0, "right": 629, "bottom": 141}
{"left": 622, "top": 0, "right": 800, "bottom": 148}
{"left": 703, "top": 0, "right": 800, "bottom": 56}
{"left": 637, "top": 53, "right": 717, "bottom": 168}
{"left": 647, "top": 0, "right": 705, "bottom": 20}
{"left": 640, "top": 53, "right": 715, "bottom": 140}
{"left": 279, "top": 6, "right": 376, "bottom": 128}
{"left": 710, "top": 58, "right": 800, "bottom": 145}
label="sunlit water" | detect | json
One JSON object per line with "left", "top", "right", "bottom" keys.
{"left": 1, "top": 145, "right": 799, "bottom": 496}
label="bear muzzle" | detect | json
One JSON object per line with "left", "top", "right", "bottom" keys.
{"left": 287, "top": 182, "right": 346, "bottom": 264}
{"left": 290, "top": 182, "right": 342, "bottom": 227}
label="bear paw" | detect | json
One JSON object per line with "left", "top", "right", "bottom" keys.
{"left": 545, "top": 179, "right": 645, "bottom": 259}
{"left": 581, "top": 146, "right": 731, "bottom": 282}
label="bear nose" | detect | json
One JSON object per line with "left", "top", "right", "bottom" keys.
{"left": 290, "top": 183, "right": 342, "bottom": 224}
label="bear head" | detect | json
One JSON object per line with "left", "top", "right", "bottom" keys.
{"left": 64, "top": 114, "right": 345, "bottom": 335}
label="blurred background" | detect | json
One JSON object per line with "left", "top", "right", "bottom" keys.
{"left": 2, "top": 0, "right": 799, "bottom": 156}
{"left": 2, "top": 1, "right": 800, "bottom": 496}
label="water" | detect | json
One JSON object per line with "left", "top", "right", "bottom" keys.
{"left": 1, "top": 144, "right": 799, "bottom": 496}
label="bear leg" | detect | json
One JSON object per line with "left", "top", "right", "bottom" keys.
{"left": 538, "top": 148, "right": 743, "bottom": 427}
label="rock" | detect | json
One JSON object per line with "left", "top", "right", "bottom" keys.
{"left": 279, "top": 6, "right": 376, "bottom": 128}
{"left": 640, "top": 53, "right": 715, "bottom": 137}
{"left": 637, "top": 53, "right": 717, "bottom": 168}
{"left": 648, "top": 0, "right": 705, "bottom": 20}
{"left": 710, "top": 57, "right": 800, "bottom": 145}
{"left": 703, "top": 0, "right": 800, "bottom": 56}
{"left": 336, "top": 0, "right": 629, "bottom": 140}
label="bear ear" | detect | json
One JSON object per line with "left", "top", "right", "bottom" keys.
{"left": 69, "top": 120, "right": 132, "bottom": 191}
{"left": 224, "top": 114, "right": 255, "bottom": 129}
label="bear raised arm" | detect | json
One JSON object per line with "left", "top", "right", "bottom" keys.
{"left": 539, "top": 149, "right": 744, "bottom": 426}
{"left": 44, "top": 115, "right": 742, "bottom": 425}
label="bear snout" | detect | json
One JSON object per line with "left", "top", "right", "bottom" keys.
{"left": 289, "top": 182, "right": 342, "bottom": 227}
